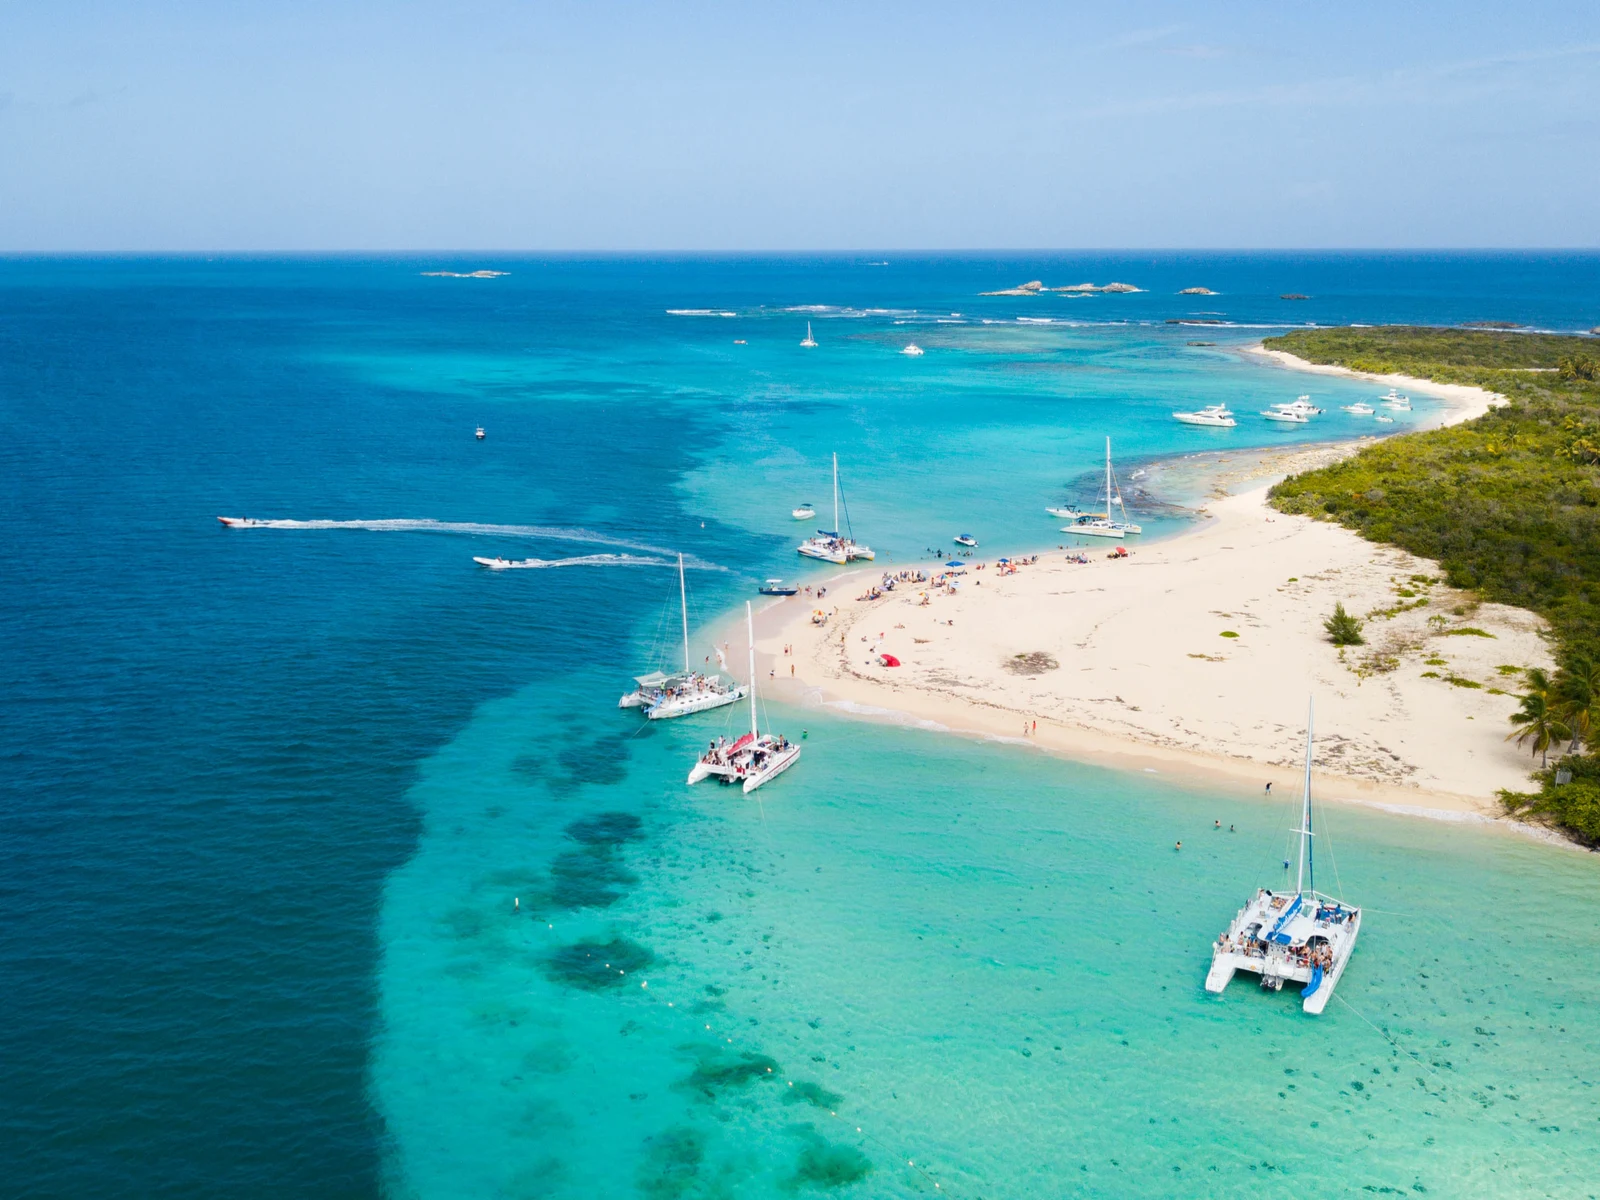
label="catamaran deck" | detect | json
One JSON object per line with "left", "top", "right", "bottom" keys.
{"left": 1206, "top": 887, "right": 1361, "bottom": 1015}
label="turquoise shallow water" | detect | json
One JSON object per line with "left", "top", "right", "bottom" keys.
{"left": 375, "top": 684, "right": 1600, "bottom": 1199}
{"left": 5, "top": 253, "right": 1599, "bottom": 1197}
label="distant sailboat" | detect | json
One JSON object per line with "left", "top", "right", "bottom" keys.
{"left": 801, "top": 322, "right": 818, "bottom": 348}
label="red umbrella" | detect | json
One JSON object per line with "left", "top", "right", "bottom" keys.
{"left": 880, "top": 654, "right": 901, "bottom": 667}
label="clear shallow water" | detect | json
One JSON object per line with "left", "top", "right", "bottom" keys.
{"left": 3, "top": 253, "right": 1598, "bottom": 1198}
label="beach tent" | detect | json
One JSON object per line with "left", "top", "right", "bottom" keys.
{"left": 880, "top": 654, "right": 901, "bottom": 667}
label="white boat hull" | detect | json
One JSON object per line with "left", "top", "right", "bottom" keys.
{"left": 1173, "top": 413, "right": 1237, "bottom": 427}
{"left": 647, "top": 685, "right": 748, "bottom": 720}
{"left": 1065, "top": 523, "right": 1124, "bottom": 539}
{"left": 742, "top": 744, "right": 801, "bottom": 793}
{"left": 1206, "top": 893, "right": 1361, "bottom": 1015}
{"left": 798, "top": 544, "right": 848, "bottom": 565}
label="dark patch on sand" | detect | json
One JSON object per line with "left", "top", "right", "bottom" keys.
{"left": 550, "top": 846, "right": 638, "bottom": 909}
{"left": 787, "top": 1124, "right": 872, "bottom": 1189}
{"left": 783, "top": 1081, "right": 843, "bottom": 1110}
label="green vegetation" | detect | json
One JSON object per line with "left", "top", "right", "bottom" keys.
{"left": 1323, "top": 602, "right": 1365, "bottom": 646}
{"left": 1266, "top": 325, "right": 1600, "bottom": 841}
{"left": 1219, "top": 630, "right": 1239, "bottom": 638}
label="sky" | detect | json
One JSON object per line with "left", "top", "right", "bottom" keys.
{"left": 1, "top": 1, "right": 1598, "bottom": 251}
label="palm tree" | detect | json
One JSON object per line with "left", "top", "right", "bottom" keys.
{"left": 1507, "top": 667, "right": 1570, "bottom": 767}
{"left": 1554, "top": 654, "right": 1600, "bottom": 753}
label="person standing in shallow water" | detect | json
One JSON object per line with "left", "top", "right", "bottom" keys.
{"left": 1265, "top": 781, "right": 1272, "bottom": 794}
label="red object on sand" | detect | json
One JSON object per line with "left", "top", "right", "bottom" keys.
{"left": 880, "top": 654, "right": 901, "bottom": 667}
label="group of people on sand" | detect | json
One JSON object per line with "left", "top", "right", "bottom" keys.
{"left": 802, "top": 584, "right": 828, "bottom": 599}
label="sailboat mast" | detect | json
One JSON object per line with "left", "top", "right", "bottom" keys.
{"left": 1297, "top": 697, "right": 1314, "bottom": 896}
{"left": 678, "top": 554, "right": 690, "bottom": 674}
{"left": 746, "top": 602, "right": 759, "bottom": 740}
{"left": 832, "top": 452, "right": 839, "bottom": 535}
{"left": 1105, "top": 437, "right": 1113, "bottom": 519}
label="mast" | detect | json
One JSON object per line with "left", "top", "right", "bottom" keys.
{"left": 1105, "top": 437, "right": 1114, "bottom": 521}
{"left": 746, "top": 602, "right": 759, "bottom": 740}
{"left": 832, "top": 452, "right": 839, "bottom": 536}
{"left": 678, "top": 554, "right": 690, "bottom": 674}
{"left": 1297, "top": 697, "right": 1315, "bottom": 896}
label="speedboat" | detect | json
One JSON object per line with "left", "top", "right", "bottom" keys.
{"left": 1046, "top": 506, "right": 1082, "bottom": 519}
{"left": 686, "top": 603, "right": 800, "bottom": 794}
{"left": 901, "top": 343, "right": 925, "bottom": 356}
{"left": 217, "top": 516, "right": 269, "bottom": 528}
{"left": 474, "top": 556, "right": 529, "bottom": 569}
{"left": 792, "top": 503, "right": 817, "bottom": 520}
{"left": 1374, "top": 414, "right": 1394, "bottom": 423}
{"left": 800, "top": 321, "right": 818, "bottom": 348}
{"left": 954, "top": 534, "right": 978, "bottom": 547}
{"left": 1173, "top": 404, "right": 1237, "bottom": 427}
{"left": 1340, "top": 402, "right": 1375, "bottom": 414}
{"left": 1205, "top": 699, "right": 1361, "bottom": 1015}
{"left": 475, "top": 426, "right": 485, "bottom": 440}
{"left": 758, "top": 579, "right": 798, "bottom": 596}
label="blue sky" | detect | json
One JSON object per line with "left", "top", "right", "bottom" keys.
{"left": 2, "top": 1, "right": 1597, "bottom": 250}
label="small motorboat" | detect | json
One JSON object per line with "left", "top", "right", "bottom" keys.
{"left": 1046, "top": 506, "right": 1081, "bottom": 519}
{"left": 792, "top": 504, "right": 817, "bottom": 520}
{"left": 1341, "top": 403, "right": 1375, "bottom": 414}
{"left": 954, "top": 534, "right": 978, "bottom": 547}
{"left": 733, "top": 339, "right": 747, "bottom": 345}
{"left": 475, "top": 426, "right": 486, "bottom": 440}
{"left": 758, "top": 579, "right": 798, "bottom": 596}
{"left": 1374, "top": 415, "right": 1395, "bottom": 423}
{"left": 901, "top": 343, "right": 925, "bottom": 356}
{"left": 217, "top": 516, "right": 269, "bottom": 528}
{"left": 473, "top": 556, "right": 532, "bottom": 569}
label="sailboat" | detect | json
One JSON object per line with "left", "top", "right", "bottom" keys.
{"left": 618, "top": 554, "right": 749, "bottom": 719}
{"left": 800, "top": 322, "right": 818, "bottom": 348}
{"left": 1061, "top": 437, "right": 1142, "bottom": 539}
{"left": 797, "top": 453, "right": 874, "bottom": 563}
{"left": 1205, "top": 699, "right": 1362, "bottom": 1015}
{"left": 686, "top": 603, "right": 802, "bottom": 794}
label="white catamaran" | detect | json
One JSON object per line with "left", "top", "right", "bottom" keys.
{"left": 797, "top": 452, "right": 874, "bottom": 564}
{"left": 618, "top": 554, "right": 749, "bottom": 719}
{"left": 1061, "top": 437, "right": 1142, "bottom": 539}
{"left": 1205, "top": 699, "right": 1362, "bottom": 1015}
{"left": 686, "top": 603, "right": 801, "bottom": 794}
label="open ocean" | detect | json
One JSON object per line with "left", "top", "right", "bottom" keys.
{"left": 3, "top": 253, "right": 1599, "bottom": 1198}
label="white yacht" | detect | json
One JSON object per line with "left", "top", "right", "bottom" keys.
{"left": 618, "top": 555, "right": 749, "bottom": 719}
{"left": 475, "top": 426, "right": 486, "bottom": 440}
{"left": 1379, "top": 388, "right": 1410, "bottom": 408}
{"left": 1061, "top": 437, "right": 1142, "bottom": 539}
{"left": 954, "top": 534, "right": 978, "bottom": 547}
{"left": 901, "top": 343, "right": 925, "bottom": 356}
{"left": 686, "top": 603, "right": 801, "bottom": 794}
{"left": 800, "top": 322, "right": 818, "bottom": 348}
{"left": 1261, "top": 406, "right": 1311, "bottom": 423}
{"left": 797, "top": 453, "right": 874, "bottom": 563}
{"left": 1205, "top": 699, "right": 1362, "bottom": 1015}
{"left": 1340, "top": 402, "right": 1375, "bottom": 414}
{"left": 791, "top": 503, "right": 817, "bottom": 520}
{"left": 1173, "top": 404, "right": 1237, "bottom": 427}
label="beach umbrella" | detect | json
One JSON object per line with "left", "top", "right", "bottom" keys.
{"left": 880, "top": 654, "right": 901, "bottom": 667}
{"left": 997, "top": 557, "right": 1011, "bottom": 564}
{"left": 945, "top": 560, "right": 964, "bottom": 568}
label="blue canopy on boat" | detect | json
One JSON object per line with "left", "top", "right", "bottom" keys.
{"left": 816, "top": 530, "right": 841, "bottom": 538}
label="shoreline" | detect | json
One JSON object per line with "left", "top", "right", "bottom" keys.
{"left": 1240, "top": 343, "right": 1505, "bottom": 430}
{"left": 719, "top": 353, "right": 1565, "bottom": 843}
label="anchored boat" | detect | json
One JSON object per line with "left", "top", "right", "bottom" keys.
{"left": 686, "top": 603, "right": 801, "bottom": 794}
{"left": 1061, "top": 437, "right": 1142, "bottom": 539}
{"left": 797, "top": 453, "right": 874, "bottom": 564}
{"left": 618, "top": 554, "right": 748, "bottom": 719}
{"left": 1205, "top": 698, "right": 1362, "bottom": 1015}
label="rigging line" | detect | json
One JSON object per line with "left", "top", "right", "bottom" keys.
{"left": 1331, "top": 993, "right": 1446, "bottom": 1081}
{"left": 1317, "top": 787, "right": 1349, "bottom": 903}
{"left": 837, "top": 475, "right": 855, "bottom": 542}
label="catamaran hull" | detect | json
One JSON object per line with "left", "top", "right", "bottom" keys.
{"left": 1065, "top": 525, "right": 1124, "bottom": 539}
{"left": 742, "top": 746, "right": 801, "bottom": 794}
{"left": 798, "top": 546, "right": 848, "bottom": 565}
{"left": 619, "top": 693, "right": 648, "bottom": 709}
{"left": 647, "top": 686, "right": 749, "bottom": 720}
{"left": 1205, "top": 908, "right": 1361, "bottom": 1015}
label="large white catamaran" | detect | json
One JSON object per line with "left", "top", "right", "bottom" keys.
{"left": 797, "top": 452, "right": 874, "bottom": 565}
{"left": 1061, "top": 437, "right": 1142, "bottom": 540}
{"left": 687, "top": 603, "right": 801, "bottom": 794}
{"left": 618, "top": 554, "right": 748, "bottom": 720}
{"left": 1205, "top": 699, "right": 1362, "bottom": 1015}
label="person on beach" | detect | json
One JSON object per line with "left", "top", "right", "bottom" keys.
{"left": 1265, "top": 782, "right": 1272, "bottom": 794}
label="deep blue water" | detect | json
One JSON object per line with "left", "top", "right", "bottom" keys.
{"left": 3, "top": 253, "right": 1598, "bottom": 1199}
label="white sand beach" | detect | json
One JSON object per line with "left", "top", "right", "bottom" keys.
{"left": 1242, "top": 343, "right": 1506, "bottom": 429}
{"left": 751, "top": 422, "right": 1551, "bottom": 819}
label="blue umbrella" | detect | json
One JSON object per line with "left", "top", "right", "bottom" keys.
{"left": 945, "top": 560, "right": 965, "bottom": 568}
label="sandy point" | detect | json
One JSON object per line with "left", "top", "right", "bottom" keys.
{"left": 748, "top": 475, "right": 1552, "bottom": 824}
